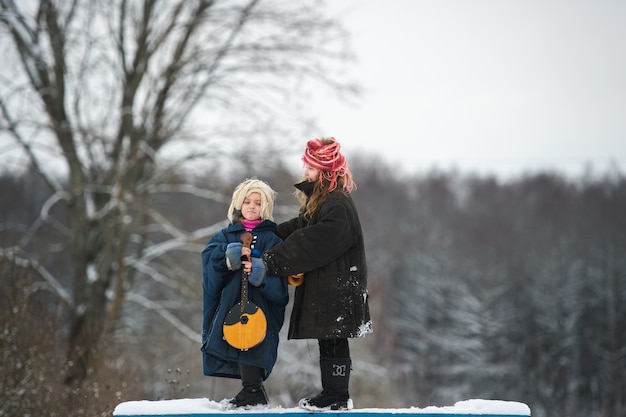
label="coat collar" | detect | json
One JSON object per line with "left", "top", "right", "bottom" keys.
{"left": 295, "top": 180, "right": 316, "bottom": 197}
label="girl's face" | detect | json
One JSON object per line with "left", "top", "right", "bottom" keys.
{"left": 304, "top": 165, "right": 320, "bottom": 182}
{"left": 241, "top": 192, "right": 262, "bottom": 221}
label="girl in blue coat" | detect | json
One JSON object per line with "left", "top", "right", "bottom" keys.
{"left": 201, "top": 178, "right": 288, "bottom": 408}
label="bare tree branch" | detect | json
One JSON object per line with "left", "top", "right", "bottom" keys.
{"left": 0, "top": 97, "right": 62, "bottom": 191}
{"left": 126, "top": 291, "right": 200, "bottom": 342}
{"left": 0, "top": 246, "right": 73, "bottom": 306}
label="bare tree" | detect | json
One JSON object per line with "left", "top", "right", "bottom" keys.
{"left": 0, "top": 0, "right": 355, "bottom": 385}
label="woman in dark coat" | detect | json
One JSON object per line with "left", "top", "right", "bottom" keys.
{"left": 201, "top": 178, "right": 289, "bottom": 409}
{"left": 261, "top": 137, "right": 372, "bottom": 410}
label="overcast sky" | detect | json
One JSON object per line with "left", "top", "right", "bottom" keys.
{"left": 2, "top": 1, "right": 623, "bottom": 181}
{"left": 304, "top": 0, "right": 626, "bottom": 179}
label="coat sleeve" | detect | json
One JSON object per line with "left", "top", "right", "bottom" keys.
{"left": 253, "top": 233, "right": 289, "bottom": 307}
{"left": 275, "top": 217, "right": 299, "bottom": 240}
{"left": 263, "top": 198, "right": 354, "bottom": 277}
{"left": 201, "top": 231, "right": 230, "bottom": 342}
{"left": 201, "top": 231, "right": 231, "bottom": 295}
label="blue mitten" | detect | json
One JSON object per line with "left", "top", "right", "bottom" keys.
{"left": 248, "top": 257, "right": 266, "bottom": 287}
{"left": 225, "top": 242, "right": 242, "bottom": 270}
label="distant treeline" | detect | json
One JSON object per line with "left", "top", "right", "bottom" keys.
{"left": 1, "top": 164, "right": 625, "bottom": 417}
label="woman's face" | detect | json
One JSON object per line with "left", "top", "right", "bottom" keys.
{"left": 241, "top": 192, "right": 262, "bottom": 221}
{"left": 304, "top": 165, "right": 320, "bottom": 182}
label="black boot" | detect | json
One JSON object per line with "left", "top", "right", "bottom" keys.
{"left": 299, "top": 357, "right": 352, "bottom": 410}
{"left": 228, "top": 364, "right": 269, "bottom": 409}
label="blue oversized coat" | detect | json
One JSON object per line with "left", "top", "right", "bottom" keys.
{"left": 201, "top": 220, "right": 288, "bottom": 380}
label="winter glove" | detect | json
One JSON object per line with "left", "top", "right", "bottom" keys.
{"left": 225, "top": 242, "right": 242, "bottom": 270}
{"left": 248, "top": 257, "right": 266, "bottom": 287}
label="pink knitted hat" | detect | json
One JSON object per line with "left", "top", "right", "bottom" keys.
{"left": 302, "top": 137, "right": 354, "bottom": 192}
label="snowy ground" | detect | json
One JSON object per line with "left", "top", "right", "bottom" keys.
{"left": 113, "top": 398, "right": 531, "bottom": 416}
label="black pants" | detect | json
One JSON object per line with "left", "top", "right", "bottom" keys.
{"left": 239, "top": 364, "right": 264, "bottom": 386}
{"left": 318, "top": 338, "right": 350, "bottom": 359}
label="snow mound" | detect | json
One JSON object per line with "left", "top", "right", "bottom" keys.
{"left": 113, "top": 398, "right": 531, "bottom": 416}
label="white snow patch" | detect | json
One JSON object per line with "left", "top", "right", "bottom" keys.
{"left": 87, "top": 262, "right": 99, "bottom": 283}
{"left": 113, "top": 398, "right": 531, "bottom": 416}
{"left": 357, "top": 320, "right": 373, "bottom": 337}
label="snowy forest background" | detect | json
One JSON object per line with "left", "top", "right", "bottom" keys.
{"left": 2, "top": 163, "right": 626, "bottom": 417}
{"left": 1, "top": 1, "right": 625, "bottom": 417}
